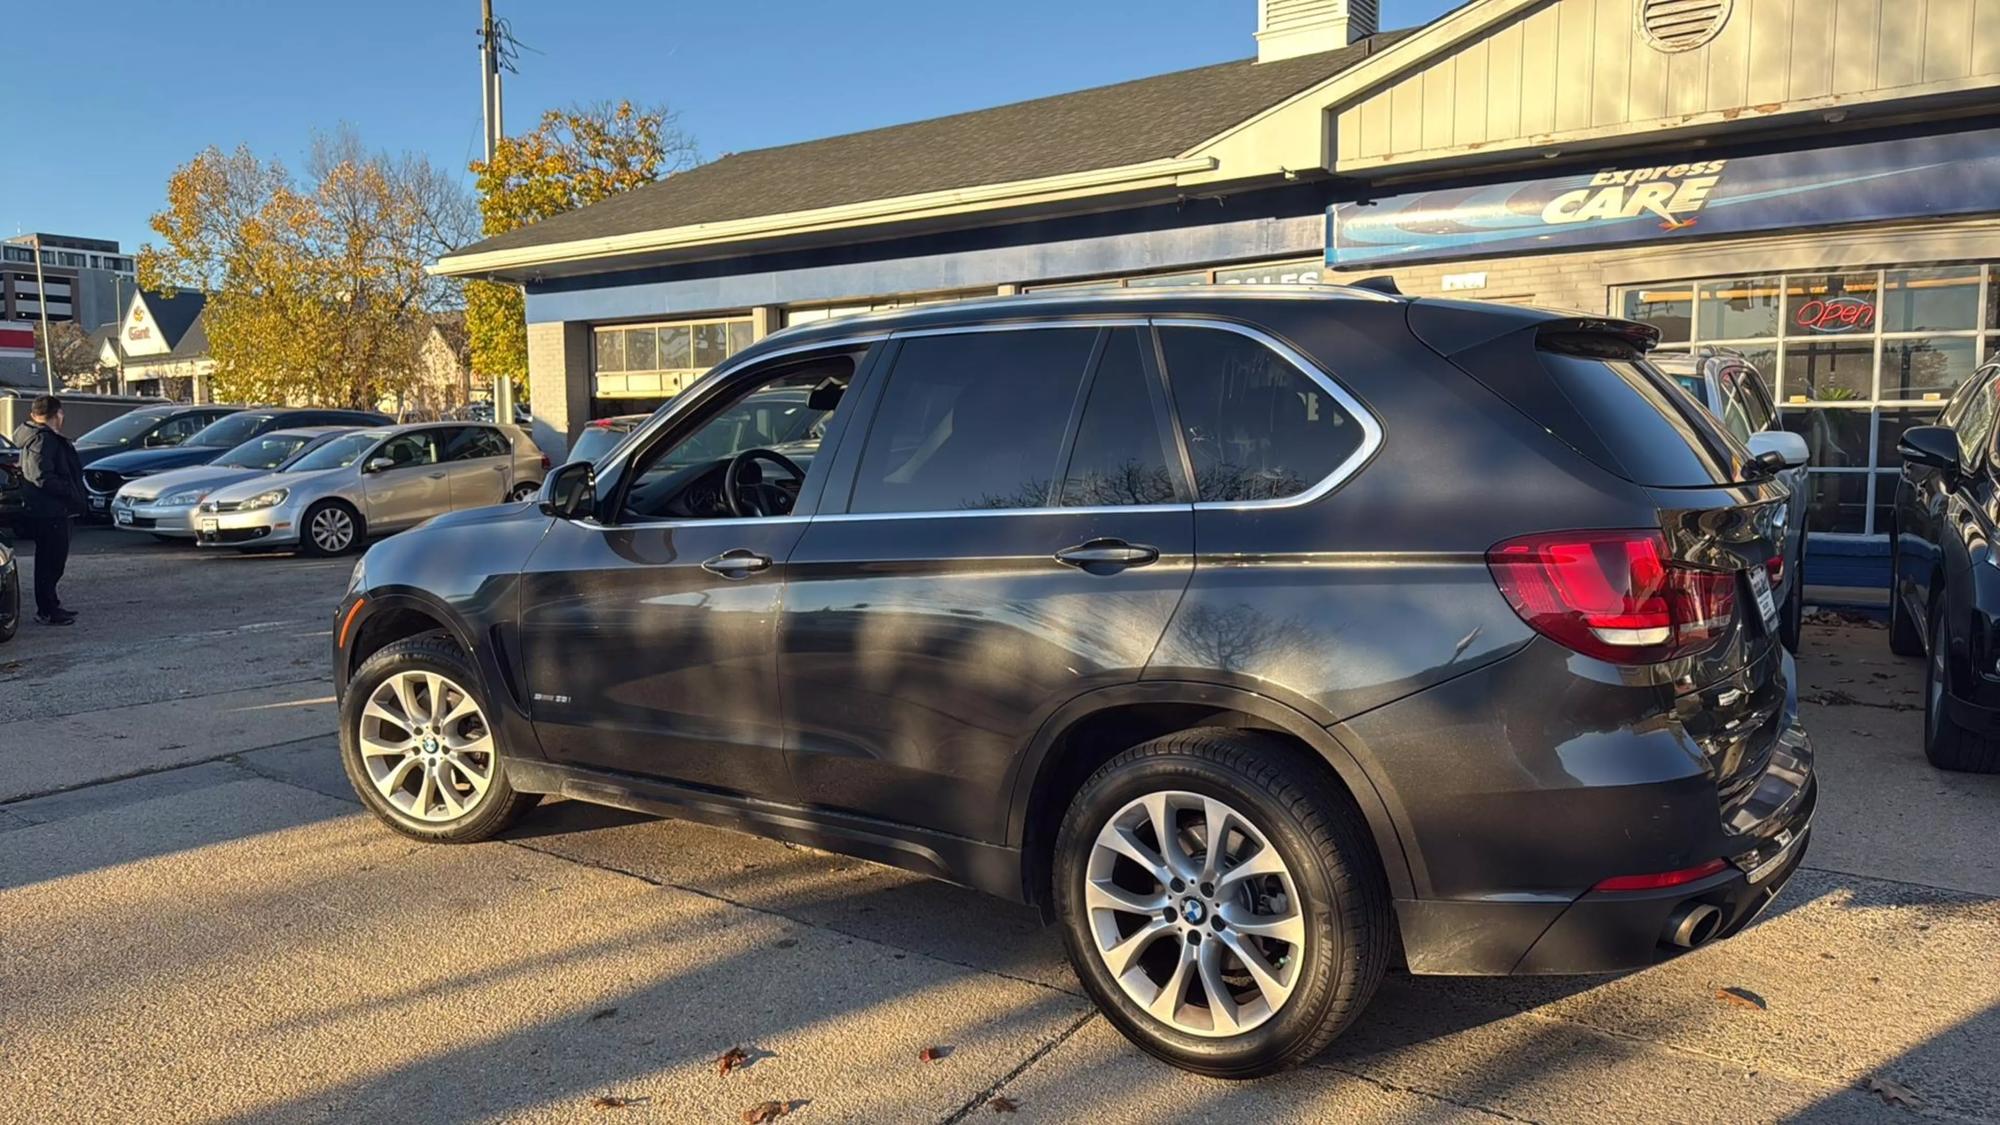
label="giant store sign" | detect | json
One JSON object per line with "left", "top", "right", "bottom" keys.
{"left": 1327, "top": 128, "right": 2000, "bottom": 267}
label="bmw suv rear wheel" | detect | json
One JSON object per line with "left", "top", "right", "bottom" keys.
{"left": 1053, "top": 729, "right": 1390, "bottom": 1077}
{"left": 339, "top": 634, "right": 537, "bottom": 841}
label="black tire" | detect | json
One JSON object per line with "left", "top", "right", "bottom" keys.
{"left": 1924, "top": 602, "right": 2000, "bottom": 773}
{"left": 339, "top": 633, "right": 538, "bottom": 841}
{"left": 299, "top": 500, "right": 364, "bottom": 557}
{"left": 1052, "top": 728, "right": 1391, "bottom": 1078}
{"left": 151, "top": 533, "right": 180, "bottom": 544}
{"left": 0, "top": 561, "right": 17, "bottom": 643}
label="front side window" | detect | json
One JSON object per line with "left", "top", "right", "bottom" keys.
{"left": 848, "top": 329, "right": 1097, "bottom": 513}
{"left": 620, "top": 355, "right": 853, "bottom": 521}
{"left": 1158, "top": 326, "right": 1364, "bottom": 503}
{"left": 371, "top": 432, "right": 439, "bottom": 470}
{"left": 188, "top": 412, "right": 276, "bottom": 449}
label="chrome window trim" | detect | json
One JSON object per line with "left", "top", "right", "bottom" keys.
{"left": 589, "top": 314, "right": 1385, "bottom": 529}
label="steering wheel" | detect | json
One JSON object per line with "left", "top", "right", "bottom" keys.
{"left": 723, "top": 448, "right": 806, "bottom": 518}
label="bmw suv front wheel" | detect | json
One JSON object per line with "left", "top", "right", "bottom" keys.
{"left": 339, "top": 634, "right": 537, "bottom": 841}
{"left": 1053, "top": 729, "right": 1391, "bottom": 1078}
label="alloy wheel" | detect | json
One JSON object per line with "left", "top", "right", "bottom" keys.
{"left": 310, "top": 507, "right": 355, "bottom": 553}
{"left": 1085, "top": 790, "right": 1304, "bottom": 1037}
{"left": 356, "top": 670, "right": 496, "bottom": 822}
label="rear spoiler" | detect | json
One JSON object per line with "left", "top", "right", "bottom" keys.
{"left": 1406, "top": 300, "right": 1661, "bottom": 359}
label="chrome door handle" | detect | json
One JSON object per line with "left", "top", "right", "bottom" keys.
{"left": 701, "top": 549, "right": 773, "bottom": 579}
{"left": 1055, "top": 538, "right": 1160, "bottom": 568}
{"left": 427, "top": 471, "right": 446, "bottom": 480}
{"left": 492, "top": 464, "right": 507, "bottom": 472}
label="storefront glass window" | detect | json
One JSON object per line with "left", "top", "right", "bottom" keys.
{"left": 1784, "top": 340, "right": 1874, "bottom": 401}
{"left": 1697, "top": 276, "right": 1784, "bottom": 340}
{"left": 1882, "top": 266, "right": 1982, "bottom": 333}
{"left": 1620, "top": 285, "right": 1694, "bottom": 343}
{"left": 593, "top": 315, "right": 755, "bottom": 400}
{"left": 1616, "top": 262, "right": 2000, "bottom": 537}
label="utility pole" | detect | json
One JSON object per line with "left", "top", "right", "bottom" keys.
{"left": 478, "top": 0, "right": 515, "bottom": 424}
{"left": 31, "top": 235, "right": 54, "bottom": 393}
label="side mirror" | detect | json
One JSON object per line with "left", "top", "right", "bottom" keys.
{"left": 364, "top": 456, "right": 397, "bottom": 474}
{"left": 143, "top": 432, "right": 179, "bottom": 448}
{"left": 1898, "top": 425, "right": 1963, "bottom": 477}
{"left": 1747, "top": 430, "right": 1809, "bottom": 470}
{"left": 539, "top": 460, "right": 597, "bottom": 520}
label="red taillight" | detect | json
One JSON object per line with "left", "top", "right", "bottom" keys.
{"left": 1765, "top": 554, "right": 1784, "bottom": 587}
{"left": 539, "top": 453, "right": 552, "bottom": 470}
{"left": 1487, "top": 529, "right": 1736, "bottom": 663}
{"left": 1593, "top": 858, "right": 1728, "bottom": 892}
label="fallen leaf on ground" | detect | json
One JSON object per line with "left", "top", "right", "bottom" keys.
{"left": 919, "top": 1045, "right": 948, "bottom": 1063}
{"left": 742, "top": 1101, "right": 790, "bottom": 1123}
{"left": 717, "top": 1045, "right": 751, "bottom": 1077}
{"left": 1868, "top": 1077, "right": 1922, "bottom": 1108}
{"left": 1715, "top": 987, "right": 1767, "bottom": 1010}
{"left": 990, "top": 1095, "right": 1020, "bottom": 1113}
{"left": 587, "top": 1007, "right": 618, "bottom": 1021}
{"left": 591, "top": 1094, "right": 650, "bottom": 1110}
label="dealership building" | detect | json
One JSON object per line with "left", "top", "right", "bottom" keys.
{"left": 436, "top": 0, "right": 2000, "bottom": 596}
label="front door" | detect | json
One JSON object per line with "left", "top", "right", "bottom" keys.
{"left": 359, "top": 430, "right": 449, "bottom": 530}
{"left": 780, "top": 326, "right": 1196, "bottom": 843}
{"left": 438, "top": 425, "right": 511, "bottom": 509}
{"left": 516, "top": 347, "right": 870, "bottom": 795}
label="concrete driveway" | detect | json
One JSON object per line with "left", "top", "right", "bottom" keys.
{"left": 2, "top": 529, "right": 1997, "bottom": 1123}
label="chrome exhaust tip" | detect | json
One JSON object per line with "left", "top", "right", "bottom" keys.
{"left": 1664, "top": 902, "right": 1722, "bottom": 949}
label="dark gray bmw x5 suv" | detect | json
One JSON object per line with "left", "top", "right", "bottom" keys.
{"left": 332, "top": 286, "right": 1816, "bottom": 1077}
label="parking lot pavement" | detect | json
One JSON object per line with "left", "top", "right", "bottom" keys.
{"left": 3, "top": 530, "right": 1998, "bottom": 1123}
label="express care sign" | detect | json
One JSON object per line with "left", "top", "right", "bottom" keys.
{"left": 1328, "top": 127, "right": 2000, "bottom": 267}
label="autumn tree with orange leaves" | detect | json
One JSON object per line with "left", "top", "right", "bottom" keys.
{"left": 139, "top": 130, "right": 475, "bottom": 409}
{"left": 466, "top": 101, "right": 698, "bottom": 389}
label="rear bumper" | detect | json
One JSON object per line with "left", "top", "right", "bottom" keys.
{"left": 1396, "top": 724, "right": 1816, "bottom": 976}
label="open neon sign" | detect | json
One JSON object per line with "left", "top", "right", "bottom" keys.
{"left": 1793, "top": 296, "right": 1876, "bottom": 333}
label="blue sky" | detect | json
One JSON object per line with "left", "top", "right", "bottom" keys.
{"left": 7, "top": 0, "right": 1462, "bottom": 254}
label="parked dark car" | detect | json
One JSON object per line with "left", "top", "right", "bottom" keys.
{"left": 0, "top": 538, "right": 17, "bottom": 642}
{"left": 73, "top": 403, "right": 243, "bottom": 469}
{"left": 0, "top": 433, "right": 22, "bottom": 532}
{"left": 82, "top": 407, "right": 392, "bottom": 519}
{"left": 332, "top": 288, "right": 1815, "bottom": 1077}
{"left": 1888, "top": 360, "right": 2000, "bottom": 773}
{"left": 1654, "top": 350, "right": 1811, "bottom": 651}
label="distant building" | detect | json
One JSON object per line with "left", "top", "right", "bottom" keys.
{"left": 1, "top": 233, "right": 136, "bottom": 329}
{"left": 108, "top": 288, "right": 214, "bottom": 402}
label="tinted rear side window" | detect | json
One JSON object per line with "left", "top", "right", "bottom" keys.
{"left": 1158, "top": 326, "right": 1363, "bottom": 503}
{"left": 1537, "top": 344, "right": 1747, "bottom": 486}
{"left": 849, "top": 328, "right": 1095, "bottom": 513}
{"left": 1060, "top": 329, "right": 1176, "bottom": 507}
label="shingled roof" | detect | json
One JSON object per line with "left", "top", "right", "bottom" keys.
{"left": 454, "top": 29, "right": 1414, "bottom": 260}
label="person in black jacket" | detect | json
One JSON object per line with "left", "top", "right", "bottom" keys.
{"left": 10, "top": 395, "right": 84, "bottom": 625}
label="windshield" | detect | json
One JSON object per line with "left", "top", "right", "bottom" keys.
{"left": 188, "top": 412, "right": 276, "bottom": 448}
{"left": 569, "top": 420, "right": 645, "bottom": 465}
{"left": 76, "top": 411, "right": 171, "bottom": 447}
{"left": 287, "top": 431, "right": 384, "bottom": 472}
{"left": 215, "top": 433, "right": 316, "bottom": 470}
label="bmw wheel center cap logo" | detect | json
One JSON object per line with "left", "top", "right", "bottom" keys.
{"left": 1182, "top": 899, "right": 1206, "bottom": 924}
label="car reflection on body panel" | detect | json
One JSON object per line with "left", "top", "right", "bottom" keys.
{"left": 194, "top": 421, "right": 549, "bottom": 556}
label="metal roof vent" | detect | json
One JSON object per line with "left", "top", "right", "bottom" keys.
{"left": 1638, "top": 0, "right": 1733, "bottom": 53}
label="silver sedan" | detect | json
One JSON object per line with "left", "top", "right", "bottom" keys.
{"left": 195, "top": 422, "right": 549, "bottom": 555}
{"left": 109, "top": 427, "right": 360, "bottom": 540}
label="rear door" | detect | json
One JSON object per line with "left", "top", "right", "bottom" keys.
{"left": 359, "top": 430, "right": 449, "bottom": 529}
{"left": 779, "top": 324, "right": 1195, "bottom": 843}
{"left": 438, "top": 425, "right": 511, "bottom": 509}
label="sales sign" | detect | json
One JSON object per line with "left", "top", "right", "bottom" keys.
{"left": 1327, "top": 127, "right": 2000, "bottom": 267}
